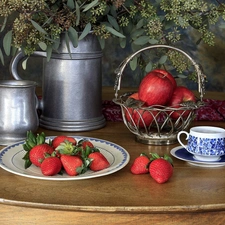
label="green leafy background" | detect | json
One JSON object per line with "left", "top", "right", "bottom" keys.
{"left": 0, "top": 18, "right": 225, "bottom": 93}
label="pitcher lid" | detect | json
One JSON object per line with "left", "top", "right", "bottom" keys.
{"left": 0, "top": 80, "right": 37, "bottom": 87}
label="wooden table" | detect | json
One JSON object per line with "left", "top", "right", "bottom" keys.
{"left": 1, "top": 88, "right": 225, "bottom": 225}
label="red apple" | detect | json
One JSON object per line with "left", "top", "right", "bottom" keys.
{"left": 152, "top": 69, "right": 177, "bottom": 90}
{"left": 167, "top": 86, "right": 196, "bottom": 119}
{"left": 128, "top": 92, "right": 139, "bottom": 100}
{"left": 125, "top": 93, "right": 155, "bottom": 128}
{"left": 138, "top": 71, "right": 174, "bottom": 106}
{"left": 125, "top": 107, "right": 156, "bottom": 128}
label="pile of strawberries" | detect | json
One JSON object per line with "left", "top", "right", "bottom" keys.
{"left": 130, "top": 153, "right": 174, "bottom": 184}
{"left": 22, "top": 131, "right": 110, "bottom": 176}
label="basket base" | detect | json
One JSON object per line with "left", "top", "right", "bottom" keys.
{"left": 135, "top": 134, "right": 178, "bottom": 145}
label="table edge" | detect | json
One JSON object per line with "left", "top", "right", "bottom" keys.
{"left": 1, "top": 198, "right": 225, "bottom": 214}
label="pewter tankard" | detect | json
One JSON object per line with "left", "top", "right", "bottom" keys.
{"left": 0, "top": 80, "right": 39, "bottom": 145}
{"left": 10, "top": 33, "right": 106, "bottom": 131}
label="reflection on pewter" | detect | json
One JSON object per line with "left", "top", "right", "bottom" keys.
{"left": 0, "top": 80, "right": 39, "bottom": 145}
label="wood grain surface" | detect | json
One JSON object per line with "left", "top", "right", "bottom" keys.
{"left": 0, "top": 88, "right": 225, "bottom": 224}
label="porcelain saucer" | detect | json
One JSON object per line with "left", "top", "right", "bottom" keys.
{"left": 170, "top": 146, "right": 225, "bottom": 167}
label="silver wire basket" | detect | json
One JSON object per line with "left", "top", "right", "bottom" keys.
{"left": 113, "top": 45, "right": 205, "bottom": 145}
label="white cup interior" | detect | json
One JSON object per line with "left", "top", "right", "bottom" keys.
{"left": 190, "top": 126, "right": 225, "bottom": 138}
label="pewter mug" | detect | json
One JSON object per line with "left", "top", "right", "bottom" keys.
{"left": 0, "top": 80, "right": 39, "bottom": 145}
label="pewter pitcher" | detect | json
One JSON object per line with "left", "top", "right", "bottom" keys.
{"left": 0, "top": 80, "right": 39, "bottom": 145}
{"left": 10, "top": 33, "right": 106, "bottom": 131}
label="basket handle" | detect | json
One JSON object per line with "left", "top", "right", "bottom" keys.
{"left": 114, "top": 45, "right": 205, "bottom": 101}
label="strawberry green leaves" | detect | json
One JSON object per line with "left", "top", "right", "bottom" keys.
{"left": 150, "top": 153, "right": 173, "bottom": 165}
{"left": 163, "top": 154, "right": 174, "bottom": 165}
{"left": 56, "top": 140, "right": 76, "bottom": 155}
{"left": 23, "top": 131, "right": 46, "bottom": 151}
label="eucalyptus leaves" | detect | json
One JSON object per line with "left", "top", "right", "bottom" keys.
{"left": 0, "top": 0, "right": 225, "bottom": 75}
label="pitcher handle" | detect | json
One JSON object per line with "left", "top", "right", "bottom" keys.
{"left": 10, "top": 51, "right": 46, "bottom": 111}
{"left": 177, "top": 131, "right": 189, "bottom": 149}
{"left": 10, "top": 51, "right": 47, "bottom": 80}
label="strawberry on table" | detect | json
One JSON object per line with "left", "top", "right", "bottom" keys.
{"left": 29, "top": 143, "right": 54, "bottom": 167}
{"left": 130, "top": 153, "right": 150, "bottom": 175}
{"left": 52, "top": 136, "right": 76, "bottom": 149}
{"left": 60, "top": 155, "right": 85, "bottom": 176}
{"left": 149, "top": 153, "right": 173, "bottom": 184}
{"left": 88, "top": 152, "right": 110, "bottom": 171}
{"left": 41, "top": 157, "right": 62, "bottom": 176}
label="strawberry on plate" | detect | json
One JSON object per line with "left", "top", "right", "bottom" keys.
{"left": 149, "top": 153, "right": 173, "bottom": 184}
{"left": 22, "top": 132, "right": 112, "bottom": 176}
{"left": 77, "top": 139, "right": 97, "bottom": 158}
{"left": 130, "top": 153, "right": 150, "bottom": 175}
{"left": 88, "top": 152, "right": 110, "bottom": 171}
{"left": 55, "top": 140, "right": 77, "bottom": 156}
{"left": 22, "top": 131, "right": 47, "bottom": 169}
{"left": 80, "top": 140, "right": 94, "bottom": 149}
{"left": 41, "top": 156, "right": 62, "bottom": 176}
{"left": 29, "top": 143, "right": 54, "bottom": 167}
{"left": 60, "top": 155, "right": 85, "bottom": 176}
{"left": 52, "top": 136, "right": 76, "bottom": 149}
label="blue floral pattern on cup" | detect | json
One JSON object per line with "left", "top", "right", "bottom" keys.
{"left": 187, "top": 135, "right": 225, "bottom": 156}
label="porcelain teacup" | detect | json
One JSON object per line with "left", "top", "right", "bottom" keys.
{"left": 177, "top": 126, "right": 225, "bottom": 161}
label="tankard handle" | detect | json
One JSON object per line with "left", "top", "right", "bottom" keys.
{"left": 10, "top": 51, "right": 47, "bottom": 80}
{"left": 10, "top": 51, "right": 46, "bottom": 111}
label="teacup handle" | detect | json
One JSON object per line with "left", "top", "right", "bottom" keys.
{"left": 177, "top": 131, "right": 189, "bottom": 149}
